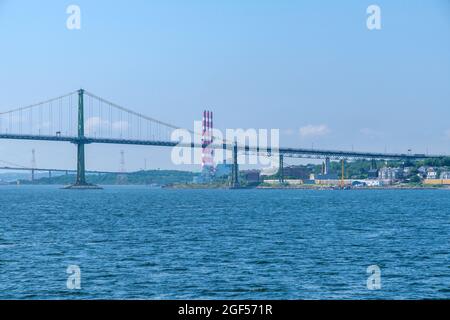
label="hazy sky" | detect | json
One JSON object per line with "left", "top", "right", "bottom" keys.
{"left": 0, "top": 0, "right": 449, "bottom": 172}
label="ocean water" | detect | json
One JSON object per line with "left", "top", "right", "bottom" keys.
{"left": 0, "top": 186, "right": 449, "bottom": 300}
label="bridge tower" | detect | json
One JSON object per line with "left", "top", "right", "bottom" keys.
{"left": 76, "top": 89, "right": 87, "bottom": 185}
{"left": 65, "top": 89, "right": 101, "bottom": 189}
{"left": 230, "top": 141, "right": 240, "bottom": 188}
{"left": 278, "top": 154, "right": 284, "bottom": 184}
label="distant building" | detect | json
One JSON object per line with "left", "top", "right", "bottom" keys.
{"left": 417, "top": 166, "right": 428, "bottom": 178}
{"left": 283, "top": 166, "right": 310, "bottom": 180}
{"left": 440, "top": 171, "right": 450, "bottom": 179}
{"left": 378, "top": 167, "right": 403, "bottom": 181}
{"left": 193, "top": 166, "right": 215, "bottom": 184}
{"left": 426, "top": 168, "right": 438, "bottom": 180}
{"left": 242, "top": 170, "right": 261, "bottom": 183}
{"left": 403, "top": 167, "right": 413, "bottom": 176}
{"left": 315, "top": 179, "right": 351, "bottom": 186}
{"left": 215, "top": 163, "right": 232, "bottom": 178}
{"left": 424, "top": 179, "right": 450, "bottom": 185}
{"left": 352, "top": 181, "right": 367, "bottom": 187}
{"left": 366, "top": 180, "right": 382, "bottom": 187}
{"left": 316, "top": 173, "right": 339, "bottom": 180}
{"left": 351, "top": 179, "right": 382, "bottom": 187}
{"left": 417, "top": 166, "right": 427, "bottom": 173}
{"left": 368, "top": 169, "right": 379, "bottom": 179}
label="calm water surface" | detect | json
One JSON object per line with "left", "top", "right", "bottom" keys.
{"left": 0, "top": 186, "right": 449, "bottom": 299}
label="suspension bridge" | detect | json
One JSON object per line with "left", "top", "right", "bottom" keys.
{"left": 0, "top": 89, "right": 445, "bottom": 188}
{"left": 0, "top": 158, "right": 123, "bottom": 181}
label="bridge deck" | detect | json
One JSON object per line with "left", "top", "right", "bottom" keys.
{"left": 0, "top": 133, "right": 443, "bottom": 160}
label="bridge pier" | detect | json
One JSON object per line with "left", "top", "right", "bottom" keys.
{"left": 279, "top": 154, "right": 284, "bottom": 184}
{"left": 230, "top": 142, "right": 240, "bottom": 188}
{"left": 324, "top": 157, "right": 331, "bottom": 175}
{"left": 75, "top": 141, "right": 86, "bottom": 185}
{"left": 370, "top": 159, "right": 377, "bottom": 170}
{"left": 64, "top": 89, "right": 101, "bottom": 190}
{"left": 340, "top": 159, "right": 346, "bottom": 188}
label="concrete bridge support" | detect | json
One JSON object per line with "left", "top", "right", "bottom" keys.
{"left": 324, "top": 157, "right": 331, "bottom": 175}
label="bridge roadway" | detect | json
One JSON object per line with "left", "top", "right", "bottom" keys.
{"left": 0, "top": 133, "right": 443, "bottom": 161}
{"left": 0, "top": 165, "right": 121, "bottom": 175}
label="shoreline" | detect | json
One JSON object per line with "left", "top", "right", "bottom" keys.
{"left": 2, "top": 183, "right": 449, "bottom": 191}
{"left": 167, "top": 184, "right": 450, "bottom": 190}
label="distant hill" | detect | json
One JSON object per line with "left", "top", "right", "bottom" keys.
{"left": 17, "top": 170, "right": 199, "bottom": 186}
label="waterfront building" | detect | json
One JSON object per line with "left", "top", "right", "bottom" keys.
{"left": 215, "top": 163, "right": 233, "bottom": 178}
{"left": 440, "top": 171, "right": 450, "bottom": 179}
{"left": 283, "top": 166, "right": 310, "bottom": 179}
{"left": 316, "top": 173, "right": 339, "bottom": 180}
{"left": 378, "top": 167, "right": 403, "bottom": 181}
{"left": 426, "top": 168, "right": 438, "bottom": 180}
{"left": 242, "top": 170, "right": 261, "bottom": 184}
{"left": 368, "top": 169, "right": 379, "bottom": 179}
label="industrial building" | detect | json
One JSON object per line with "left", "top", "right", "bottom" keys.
{"left": 282, "top": 166, "right": 310, "bottom": 180}
{"left": 241, "top": 170, "right": 261, "bottom": 184}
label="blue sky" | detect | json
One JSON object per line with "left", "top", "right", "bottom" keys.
{"left": 0, "top": 0, "right": 449, "bottom": 171}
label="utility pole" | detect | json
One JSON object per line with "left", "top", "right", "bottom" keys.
{"left": 31, "top": 149, "right": 36, "bottom": 182}
{"left": 231, "top": 141, "right": 239, "bottom": 188}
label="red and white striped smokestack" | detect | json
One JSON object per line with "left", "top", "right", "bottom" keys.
{"left": 207, "top": 111, "right": 210, "bottom": 139}
{"left": 201, "top": 109, "right": 215, "bottom": 170}
{"left": 210, "top": 111, "right": 213, "bottom": 132}
{"left": 210, "top": 111, "right": 214, "bottom": 163}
